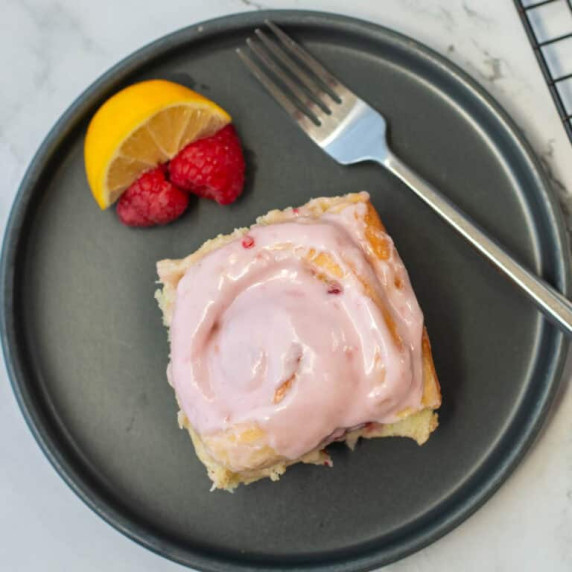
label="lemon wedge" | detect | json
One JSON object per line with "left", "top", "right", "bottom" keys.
{"left": 84, "top": 79, "right": 231, "bottom": 209}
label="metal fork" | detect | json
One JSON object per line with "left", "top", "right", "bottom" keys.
{"left": 237, "top": 20, "right": 572, "bottom": 336}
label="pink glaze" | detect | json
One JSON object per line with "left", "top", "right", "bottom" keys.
{"left": 168, "top": 194, "right": 425, "bottom": 470}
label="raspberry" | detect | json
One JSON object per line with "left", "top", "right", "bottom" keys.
{"left": 116, "top": 166, "right": 189, "bottom": 227}
{"left": 327, "top": 281, "right": 343, "bottom": 295}
{"left": 241, "top": 235, "right": 255, "bottom": 249}
{"left": 169, "top": 125, "right": 245, "bottom": 205}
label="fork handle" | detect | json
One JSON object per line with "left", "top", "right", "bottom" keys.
{"left": 383, "top": 152, "right": 572, "bottom": 336}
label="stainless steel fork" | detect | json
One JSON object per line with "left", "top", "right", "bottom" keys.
{"left": 237, "top": 20, "right": 572, "bottom": 336}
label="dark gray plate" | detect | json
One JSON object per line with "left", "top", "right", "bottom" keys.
{"left": 1, "top": 10, "right": 569, "bottom": 572}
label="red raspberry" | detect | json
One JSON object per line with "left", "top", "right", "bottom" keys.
{"left": 241, "top": 235, "right": 255, "bottom": 249}
{"left": 327, "top": 280, "right": 343, "bottom": 295}
{"left": 116, "top": 166, "right": 189, "bottom": 227}
{"left": 169, "top": 125, "right": 245, "bottom": 205}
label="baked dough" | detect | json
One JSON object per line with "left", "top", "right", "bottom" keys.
{"left": 156, "top": 192, "right": 441, "bottom": 491}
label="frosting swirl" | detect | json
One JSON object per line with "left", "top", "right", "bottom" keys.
{"left": 168, "top": 195, "right": 425, "bottom": 471}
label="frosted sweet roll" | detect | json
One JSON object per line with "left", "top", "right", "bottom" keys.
{"left": 156, "top": 192, "right": 441, "bottom": 490}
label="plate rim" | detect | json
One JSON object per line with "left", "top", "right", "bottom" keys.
{"left": 1, "top": 9, "right": 570, "bottom": 571}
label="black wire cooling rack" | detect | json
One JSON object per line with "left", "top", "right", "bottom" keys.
{"left": 514, "top": 0, "right": 572, "bottom": 144}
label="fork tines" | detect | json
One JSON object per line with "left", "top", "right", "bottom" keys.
{"left": 237, "top": 20, "right": 344, "bottom": 126}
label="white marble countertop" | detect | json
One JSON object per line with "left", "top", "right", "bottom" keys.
{"left": 1, "top": 1, "right": 571, "bottom": 571}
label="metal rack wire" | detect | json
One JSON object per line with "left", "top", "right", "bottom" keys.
{"left": 514, "top": 0, "right": 572, "bottom": 143}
